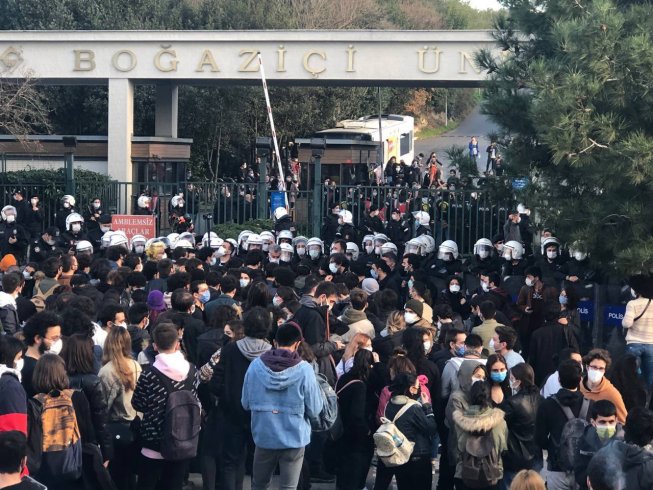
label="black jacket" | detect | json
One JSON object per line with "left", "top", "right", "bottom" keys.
{"left": 334, "top": 374, "right": 373, "bottom": 448}
{"left": 69, "top": 373, "right": 113, "bottom": 461}
{"left": 535, "top": 388, "right": 592, "bottom": 472}
{"left": 411, "top": 356, "right": 441, "bottom": 404}
{"left": 574, "top": 424, "right": 624, "bottom": 489}
{"left": 500, "top": 386, "right": 544, "bottom": 471}
{"left": 528, "top": 321, "right": 579, "bottom": 387}
{"left": 372, "top": 331, "right": 403, "bottom": 364}
{"left": 384, "top": 396, "right": 437, "bottom": 457}
{"left": 594, "top": 441, "right": 653, "bottom": 490}
{"left": 196, "top": 328, "right": 226, "bottom": 367}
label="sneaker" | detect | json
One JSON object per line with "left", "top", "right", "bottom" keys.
{"left": 310, "top": 470, "right": 336, "bottom": 483}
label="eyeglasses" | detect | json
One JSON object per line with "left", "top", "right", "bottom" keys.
{"left": 588, "top": 365, "right": 605, "bottom": 372}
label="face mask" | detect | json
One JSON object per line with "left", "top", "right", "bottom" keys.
{"left": 114, "top": 322, "right": 127, "bottom": 329}
{"left": 101, "top": 226, "right": 111, "bottom": 233}
{"left": 63, "top": 202, "right": 70, "bottom": 209}
{"left": 93, "top": 202, "right": 101, "bottom": 209}
{"left": 135, "top": 245, "right": 145, "bottom": 254}
{"left": 71, "top": 223, "right": 81, "bottom": 233}
{"left": 587, "top": 367, "right": 604, "bottom": 384}
{"left": 503, "top": 251, "right": 512, "bottom": 261}
{"left": 365, "top": 245, "right": 373, "bottom": 254}
{"left": 525, "top": 277, "right": 534, "bottom": 287}
{"left": 423, "top": 341, "right": 432, "bottom": 353}
{"left": 407, "top": 279, "right": 414, "bottom": 290}
{"left": 574, "top": 251, "right": 587, "bottom": 261}
{"left": 370, "top": 269, "right": 378, "bottom": 280}
{"left": 454, "top": 345, "right": 466, "bottom": 357}
{"left": 509, "top": 378, "right": 520, "bottom": 395}
{"left": 269, "top": 257, "right": 280, "bottom": 264}
{"left": 374, "top": 246, "right": 382, "bottom": 255}
{"left": 262, "top": 243, "right": 270, "bottom": 252}
{"left": 478, "top": 250, "right": 490, "bottom": 259}
{"left": 449, "top": 284, "right": 461, "bottom": 293}
{"left": 309, "top": 250, "right": 320, "bottom": 260}
{"left": 48, "top": 338, "right": 63, "bottom": 355}
{"left": 5, "top": 215, "right": 15, "bottom": 223}
{"left": 489, "top": 338, "right": 497, "bottom": 352}
{"left": 22, "top": 270, "right": 32, "bottom": 280}
{"left": 161, "top": 253, "right": 168, "bottom": 260}
{"left": 547, "top": 250, "right": 557, "bottom": 259}
{"left": 12, "top": 357, "right": 24, "bottom": 373}
{"left": 471, "top": 376, "right": 484, "bottom": 385}
{"left": 481, "top": 281, "right": 490, "bottom": 292}
{"left": 329, "top": 263, "right": 338, "bottom": 274}
{"left": 296, "top": 247, "right": 306, "bottom": 256}
{"left": 200, "top": 291, "right": 211, "bottom": 304}
{"left": 490, "top": 371, "right": 507, "bottom": 383}
{"left": 596, "top": 425, "right": 617, "bottom": 441}
{"left": 338, "top": 218, "right": 344, "bottom": 225}
{"left": 31, "top": 199, "right": 38, "bottom": 205}
{"left": 404, "top": 312, "right": 418, "bottom": 324}
{"left": 273, "top": 295, "right": 284, "bottom": 307}
{"left": 439, "top": 252, "right": 452, "bottom": 262}
{"left": 240, "top": 278, "right": 250, "bottom": 288}
{"left": 559, "top": 295, "right": 568, "bottom": 305}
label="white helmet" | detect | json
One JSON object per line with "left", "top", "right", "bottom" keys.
{"left": 279, "top": 242, "right": 294, "bottom": 262}
{"left": 517, "top": 203, "right": 531, "bottom": 216}
{"left": 474, "top": 238, "right": 493, "bottom": 258}
{"left": 166, "top": 233, "right": 180, "bottom": 249}
{"left": 1, "top": 205, "right": 17, "bottom": 221}
{"left": 109, "top": 233, "right": 129, "bottom": 249}
{"left": 414, "top": 210, "right": 430, "bottom": 226}
{"left": 307, "top": 237, "right": 324, "bottom": 258}
{"left": 541, "top": 236, "right": 561, "bottom": 255}
{"left": 418, "top": 234, "right": 436, "bottom": 255}
{"left": 130, "top": 234, "right": 147, "bottom": 254}
{"left": 246, "top": 233, "right": 263, "bottom": 250}
{"left": 404, "top": 238, "right": 424, "bottom": 256}
{"left": 178, "top": 232, "right": 195, "bottom": 246}
{"left": 438, "top": 240, "right": 459, "bottom": 260}
{"left": 65, "top": 212, "right": 84, "bottom": 231}
{"left": 361, "top": 234, "right": 375, "bottom": 255}
{"left": 175, "top": 239, "right": 194, "bottom": 250}
{"left": 503, "top": 240, "right": 524, "bottom": 261}
{"left": 62, "top": 195, "right": 76, "bottom": 207}
{"left": 568, "top": 242, "right": 588, "bottom": 262}
{"left": 292, "top": 236, "right": 308, "bottom": 247}
{"left": 226, "top": 238, "right": 238, "bottom": 252}
{"left": 277, "top": 230, "right": 294, "bottom": 244}
{"left": 381, "top": 242, "right": 398, "bottom": 256}
{"left": 339, "top": 210, "right": 353, "bottom": 225}
{"left": 260, "top": 231, "right": 275, "bottom": 251}
{"left": 238, "top": 230, "right": 253, "bottom": 249}
{"left": 273, "top": 207, "right": 288, "bottom": 221}
{"left": 170, "top": 195, "right": 183, "bottom": 208}
{"left": 202, "top": 232, "right": 218, "bottom": 248}
{"left": 346, "top": 242, "right": 360, "bottom": 261}
{"left": 137, "top": 195, "right": 151, "bottom": 209}
{"left": 101, "top": 231, "right": 114, "bottom": 249}
{"left": 373, "top": 233, "right": 389, "bottom": 245}
{"left": 75, "top": 240, "right": 93, "bottom": 255}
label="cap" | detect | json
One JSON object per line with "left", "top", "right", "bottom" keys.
{"left": 405, "top": 299, "right": 424, "bottom": 318}
{"left": 146, "top": 290, "right": 166, "bottom": 311}
{"left": 0, "top": 254, "right": 17, "bottom": 272}
{"left": 361, "top": 278, "right": 379, "bottom": 295}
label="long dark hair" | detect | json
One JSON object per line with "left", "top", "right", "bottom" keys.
{"left": 469, "top": 381, "right": 492, "bottom": 411}
{"left": 486, "top": 353, "right": 511, "bottom": 399}
{"left": 60, "top": 333, "right": 95, "bottom": 376}
{"left": 389, "top": 372, "right": 418, "bottom": 396}
{"left": 348, "top": 349, "right": 374, "bottom": 382}
{"left": 245, "top": 282, "right": 271, "bottom": 309}
{"left": 402, "top": 326, "right": 428, "bottom": 364}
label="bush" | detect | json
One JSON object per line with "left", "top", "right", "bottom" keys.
{"left": 212, "top": 219, "right": 275, "bottom": 240}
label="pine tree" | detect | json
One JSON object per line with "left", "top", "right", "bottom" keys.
{"left": 477, "top": 0, "right": 653, "bottom": 274}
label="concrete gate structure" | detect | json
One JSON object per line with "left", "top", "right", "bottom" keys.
{"left": 0, "top": 30, "right": 497, "bottom": 181}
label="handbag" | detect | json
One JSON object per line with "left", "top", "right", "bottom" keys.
{"left": 106, "top": 421, "right": 134, "bottom": 448}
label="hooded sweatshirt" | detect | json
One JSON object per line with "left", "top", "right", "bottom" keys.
{"left": 242, "top": 349, "right": 323, "bottom": 450}
{"left": 0, "top": 364, "right": 27, "bottom": 434}
{"left": 338, "top": 307, "right": 375, "bottom": 342}
{"left": 580, "top": 376, "right": 628, "bottom": 424}
{"left": 0, "top": 291, "right": 19, "bottom": 335}
{"left": 594, "top": 440, "right": 653, "bottom": 489}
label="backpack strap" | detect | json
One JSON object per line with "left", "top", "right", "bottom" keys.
{"left": 551, "top": 395, "right": 575, "bottom": 421}
{"left": 578, "top": 398, "right": 590, "bottom": 421}
{"left": 335, "top": 379, "right": 363, "bottom": 396}
{"left": 384, "top": 399, "right": 419, "bottom": 423}
{"left": 150, "top": 365, "right": 196, "bottom": 394}
{"left": 634, "top": 299, "right": 652, "bottom": 323}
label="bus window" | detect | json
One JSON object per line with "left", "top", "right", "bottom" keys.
{"left": 400, "top": 131, "right": 412, "bottom": 156}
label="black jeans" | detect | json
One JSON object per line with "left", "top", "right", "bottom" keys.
{"left": 373, "top": 458, "right": 395, "bottom": 490}
{"left": 219, "top": 422, "right": 251, "bottom": 490}
{"left": 335, "top": 438, "right": 374, "bottom": 490}
{"left": 454, "top": 478, "right": 500, "bottom": 490}
{"left": 394, "top": 455, "right": 432, "bottom": 490}
{"left": 137, "top": 455, "right": 189, "bottom": 490}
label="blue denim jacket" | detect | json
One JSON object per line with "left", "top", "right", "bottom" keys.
{"left": 242, "top": 356, "right": 323, "bottom": 450}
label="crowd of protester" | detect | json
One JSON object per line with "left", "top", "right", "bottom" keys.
{"left": 0, "top": 188, "right": 652, "bottom": 490}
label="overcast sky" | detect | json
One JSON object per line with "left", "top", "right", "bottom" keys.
{"left": 467, "top": 0, "right": 503, "bottom": 10}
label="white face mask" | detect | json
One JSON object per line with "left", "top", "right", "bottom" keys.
{"left": 329, "top": 263, "right": 338, "bottom": 274}
{"left": 14, "top": 358, "right": 24, "bottom": 372}
{"left": 449, "top": 284, "right": 461, "bottom": 293}
{"left": 587, "top": 367, "right": 604, "bottom": 384}
{"left": 93, "top": 202, "right": 101, "bottom": 209}
{"left": 135, "top": 245, "right": 145, "bottom": 254}
{"left": 547, "top": 250, "right": 557, "bottom": 259}
{"left": 5, "top": 215, "right": 15, "bottom": 223}
{"left": 423, "top": 341, "right": 432, "bottom": 353}
{"left": 481, "top": 281, "right": 490, "bottom": 292}
{"left": 574, "top": 252, "right": 587, "bottom": 261}
{"left": 309, "top": 249, "right": 320, "bottom": 260}
{"left": 269, "top": 257, "right": 280, "bottom": 264}
{"left": 100, "top": 226, "right": 111, "bottom": 233}
{"left": 478, "top": 250, "right": 490, "bottom": 259}
{"left": 509, "top": 378, "right": 520, "bottom": 395}
{"left": 48, "top": 338, "right": 63, "bottom": 355}
{"left": 489, "top": 338, "right": 499, "bottom": 352}
{"left": 296, "top": 247, "right": 306, "bottom": 256}
{"left": 272, "top": 296, "right": 284, "bottom": 307}
{"left": 525, "top": 277, "right": 534, "bottom": 287}
{"left": 404, "top": 312, "right": 419, "bottom": 324}
{"left": 63, "top": 202, "right": 71, "bottom": 209}
{"left": 365, "top": 245, "right": 374, "bottom": 255}
{"left": 240, "top": 278, "right": 250, "bottom": 288}
{"left": 71, "top": 223, "right": 81, "bottom": 233}
{"left": 374, "top": 246, "right": 382, "bottom": 255}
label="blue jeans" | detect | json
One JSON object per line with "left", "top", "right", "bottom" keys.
{"left": 627, "top": 343, "right": 653, "bottom": 388}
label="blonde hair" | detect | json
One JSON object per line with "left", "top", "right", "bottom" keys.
{"left": 103, "top": 327, "right": 137, "bottom": 391}
{"left": 342, "top": 333, "right": 371, "bottom": 362}
{"left": 386, "top": 310, "right": 406, "bottom": 335}
{"left": 509, "top": 470, "right": 546, "bottom": 490}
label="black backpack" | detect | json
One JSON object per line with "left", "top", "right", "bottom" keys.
{"left": 552, "top": 396, "right": 590, "bottom": 472}
{"left": 150, "top": 365, "right": 201, "bottom": 461}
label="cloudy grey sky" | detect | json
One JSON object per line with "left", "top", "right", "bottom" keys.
{"left": 467, "top": 0, "right": 503, "bottom": 10}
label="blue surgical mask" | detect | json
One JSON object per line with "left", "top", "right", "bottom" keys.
{"left": 370, "top": 269, "right": 378, "bottom": 279}
{"left": 490, "top": 371, "right": 507, "bottom": 383}
{"left": 454, "top": 345, "right": 466, "bottom": 357}
{"left": 199, "top": 291, "right": 211, "bottom": 304}
{"left": 559, "top": 295, "right": 568, "bottom": 305}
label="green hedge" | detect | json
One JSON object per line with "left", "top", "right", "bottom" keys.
{"left": 212, "top": 219, "right": 275, "bottom": 240}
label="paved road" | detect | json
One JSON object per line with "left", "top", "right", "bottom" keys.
{"left": 415, "top": 105, "right": 500, "bottom": 175}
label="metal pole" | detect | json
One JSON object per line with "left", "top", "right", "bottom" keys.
{"left": 445, "top": 92, "right": 449, "bottom": 127}
{"left": 377, "top": 87, "right": 384, "bottom": 175}
{"left": 258, "top": 154, "right": 268, "bottom": 220}
{"left": 64, "top": 151, "right": 75, "bottom": 196}
{"left": 312, "top": 156, "right": 322, "bottom": 238}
